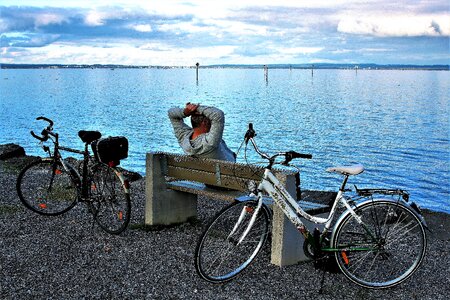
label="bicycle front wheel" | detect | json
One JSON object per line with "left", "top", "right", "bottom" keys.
{"left": 90, "top": 164, "right": 131, "bottom": 234}
{"left": 16, "top": 159, "right": 79, "bottom": 216}
{"left": 332, "top": 200, "right": 427, "bottom": 288}
{"left": 195, "top": 200, "right": 270, "bottom": 283}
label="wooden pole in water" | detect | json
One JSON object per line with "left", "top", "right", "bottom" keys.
{"left": 264, "top": 65, "right": 268, "bottom": 83}
{"left": 196, "top": 62, "right": 199, "bottom": 82}
{"left": 311, "top": 64, "right": 314, "bottom": 77}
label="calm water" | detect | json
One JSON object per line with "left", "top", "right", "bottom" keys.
{"left": 0, "top": 68, "right": 449, "bottom": 213}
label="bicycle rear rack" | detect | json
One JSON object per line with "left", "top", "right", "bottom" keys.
{"left": 354, "top": 186, "right": 410, "bottom": 201}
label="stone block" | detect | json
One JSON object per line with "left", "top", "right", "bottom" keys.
{"left": 0, "top": 143, "right": 25, "bottom": 160}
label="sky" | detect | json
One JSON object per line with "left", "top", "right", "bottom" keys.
{"left": 1, "top": 0, "right": 449, "bottom": 66}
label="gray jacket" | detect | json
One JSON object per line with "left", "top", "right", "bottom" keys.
{"left": 168, "top": 105, "right": 236, "bottom": 161}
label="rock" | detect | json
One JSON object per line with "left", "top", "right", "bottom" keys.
{"left": 0, "top": 143, "right": 26, "bottom": 160}
{"left": 120, "top": 168, "right": 143, "bottom": 182}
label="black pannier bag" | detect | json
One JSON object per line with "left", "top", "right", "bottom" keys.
{"left": 91, "top": 136, "right": 128, "bottom": 167}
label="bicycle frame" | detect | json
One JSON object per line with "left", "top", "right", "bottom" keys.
{"left": 261, "top": 169, "right": 351, "bottom": 237}
{"left": 45, "top": 133, "right": 94, "bottom": 200}
{"left": 233, "top": 135, "right": 374, "bottom": 248}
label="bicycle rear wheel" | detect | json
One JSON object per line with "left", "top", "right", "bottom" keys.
{"left": 332, "top": 200, "right": 426, "bottom": 288}
{"left": 90, "top": 164, "right": 130, "bottom": 234}
{"left": 195, "top": 200, "right": 270, "bottom": 283}
{"left": 16, "top": 159, "right": 79, "bottom": 216}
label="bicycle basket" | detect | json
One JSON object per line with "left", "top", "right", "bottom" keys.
{"left": 91, "top": 136, "right": 128, "bottom": 166}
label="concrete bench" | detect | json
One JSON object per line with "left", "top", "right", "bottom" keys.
{"left": 145, "top": 151, "right": 334, "bottom": 266}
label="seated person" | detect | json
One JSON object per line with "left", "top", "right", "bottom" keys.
{"left": 168, "top": 102, "right": 236, "bottom": 162}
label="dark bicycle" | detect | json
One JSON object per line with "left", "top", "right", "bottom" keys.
{"left": 16, "top": 117, "right": 131, "bottom": 234}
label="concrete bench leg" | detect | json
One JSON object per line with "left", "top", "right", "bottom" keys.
{"left": 270, "top": 173, "right": 325, "bottom": 266}
{"left": 145, "top": 153, "right": 197, "bottom": 225}
{"left": 271, "top": 209, "right": 329, "bottom": 266}
{"left": 271, "top": 205, "right": 305, "bottom": 266}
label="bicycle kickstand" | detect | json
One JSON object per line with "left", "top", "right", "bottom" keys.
{"left": 318, "top": 267, "right": 327, "bottom": 294}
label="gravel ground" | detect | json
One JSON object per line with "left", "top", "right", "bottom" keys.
{"left": 1, "top": 157, "right": 449, "bottom": 300}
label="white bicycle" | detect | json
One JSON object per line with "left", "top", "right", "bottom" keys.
{"left": 194, "top": 123, "right": 427, "bottom": 289}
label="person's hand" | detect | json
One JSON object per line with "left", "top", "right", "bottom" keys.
{"left": 183, "top": 102, "right": 199, "bottom": 116}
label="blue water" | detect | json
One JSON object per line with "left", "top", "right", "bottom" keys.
{"left": 1, "top": 68, "right": 449, "bottom": 213}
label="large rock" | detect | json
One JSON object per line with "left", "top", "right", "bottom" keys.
{"left": 0, "top": 144, "right": 26, "bottom": 160}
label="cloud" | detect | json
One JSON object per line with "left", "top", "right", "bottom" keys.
{"left": 337, "top": 15, "right": 450, "bottom": 37}
{"left": 132, "top": 24, "right": 152, "bottom": 32}
{"left": 233, "top": 45, "right": 276, "bottom": 57}
{"left": 34, "top": 13, "right": 66, "bottom": 27}
{"left": 0, "top": 6, "right": 70, "bottom": 32}
{"left": 84, "top": 10, "right": 107, "bottom": 26}
{"left": 280, "top": 47, "right": 324, "bottom": 55}
{"left": 2, "top": 33, "right": 60, "bottom": 47}
{"left": 0, "top": 1, "right": 449, "bottom": 65}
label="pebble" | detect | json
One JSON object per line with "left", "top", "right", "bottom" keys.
{"left": 0, "top": 157, "right": 448, "bottom": 299}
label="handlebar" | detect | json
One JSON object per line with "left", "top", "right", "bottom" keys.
{"left": 244, "top": 123, "right": 312, "bottom": 166}
{"left": 31, "top": 131, "right": 47, "bottom": 142}
{"left": 30, "top": 116, "right": 55, "bottom": 142}
{"left": 37, "top": 116, "right": 54, "bottom": 127}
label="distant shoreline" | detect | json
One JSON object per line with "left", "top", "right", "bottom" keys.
{"left": 1, "top": 63, "right": 448, "bottom": 71}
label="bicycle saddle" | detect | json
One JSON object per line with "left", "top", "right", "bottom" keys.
{"left": 78, "top": 130, "right": 102, "bottom": 144}
{"left": 326, "top": 164, "right": 364, "bottom": 176}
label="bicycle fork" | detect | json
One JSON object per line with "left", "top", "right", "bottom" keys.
{"left": 227, "top": 197, "right": 263, "bottom": 245}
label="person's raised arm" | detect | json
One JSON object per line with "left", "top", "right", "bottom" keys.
{"left": 196, "top": 105, "right": 225, "bottom": 146}
{"left": 168, "top": 105, "right": 194, "bottom": 140}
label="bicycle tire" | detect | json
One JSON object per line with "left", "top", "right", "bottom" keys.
{"left": 195, "top": 200, "right": 270, "bottom": 283}
{"left": 89, "top": 164, "right": 131, "bottom": 234}
{"left": 332, "top": 200, "right": 427, "bottom": 288}
{"left": 16, "top": 159, "right": 79, "bottom": 216}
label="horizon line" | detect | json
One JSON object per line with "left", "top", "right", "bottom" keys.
{"left": 1, "top": 62, "right": 449, "bottom": 70}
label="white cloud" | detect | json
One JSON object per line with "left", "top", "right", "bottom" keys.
{"left": 12, "top": 43, "right": 238, "bottom": 66}
{"left": 157, "top": 22, "right": 210, "bottom": 34}
{"left": 332, "top": 48, "right": 392, "bottom": 54}
{"left": 84, "top": 11, "right": 106, "bottom": 26}
{"left": 34, "top": 13, "right": 66, "bottom": 27}
{"left": 139, "top": 42, "right": 171, "bottom": 51}
{"left": 132, "top": 24, "right": 152, "bottom": 32}
{"left": 206, "top": 19, "right": 270, "bottom": 37}
{"left": 338, "top": 15, "right": 450, "bottom": 37}
{"left": 2, "top": 1, "right": 449, "bottom": 65}
{"left": 280, "top": 47, "right": 323, "bottom": 55}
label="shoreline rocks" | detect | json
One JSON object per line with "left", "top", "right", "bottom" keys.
{"left": 0, "top": 143, "right": 25, "bottom": 160}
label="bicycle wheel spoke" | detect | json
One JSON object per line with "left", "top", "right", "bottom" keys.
{"left": 90, "top": 164, "right": 130, "bottom": 234}
{"left": 333, "top": 201, "right": 426, "bottom": 288}
{"left": 195, "top": 200, "right": 270, "bottom": 283}
{"left": 17, "top": 160, "right": 78, "bottom": 216}
{"left": 205, "top": 244, "right": 235, "bottom": 275}
{"left": 385, "top": 221, "right": 420, "bottom": 244}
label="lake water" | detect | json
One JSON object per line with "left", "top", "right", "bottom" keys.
{"left": 0, "top": 68, "right": 448, "bottom": 213}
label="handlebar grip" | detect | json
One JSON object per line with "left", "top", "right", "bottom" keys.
{"left": 289, "top": 151, "right": 313, "bottom": 159}
{"left": 30, "top": 130, "right": 48, "bottom": 142}
{"left": 36, "top": 116, "right": 54, "bottom": 127}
